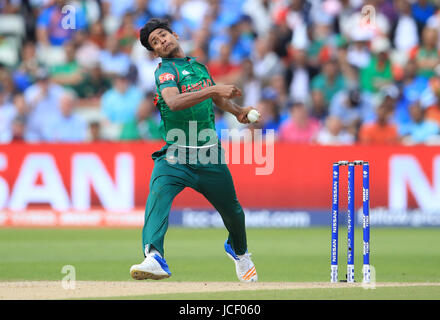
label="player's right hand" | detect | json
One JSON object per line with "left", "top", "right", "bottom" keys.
{"left": 214, "top": 85, "right": 242, "bottom": 99}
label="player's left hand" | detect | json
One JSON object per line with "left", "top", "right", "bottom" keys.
{"left": 236, "top": 106, "right": 257, "bottom": 124}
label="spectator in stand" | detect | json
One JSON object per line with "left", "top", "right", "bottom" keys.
{"left": 399, "top": 101, "right": 440, "bottom": 144}
{"left": 116, "top": 12, "right": 139, "bottom": 55}
{"left": 5, "top": 115, "right": 27, "bottom": 143}
{"left": 377, "top": 83, "right": 400, "bottom": 119}
{"left": 425, "top": 102, "right": 440, "bottom": 127}
{"left": 411, "top": 0, "right": 436, "bottom": 29}
{"left": 89, "top": 20, "right": 107, "bottom": 49}
{"left": 102, "top": 0, "right": 137, "bottom": 19}
{"left": 0, "top": 0, "right": 21, "bottom": 13}
{"left": 394, "top": 59, "right": 428, "bottom": 127}
{"left": 379, "top": 0, "right": 399, "bottom": 23}
{"left": 228, "top": 18, "right": 254, "bottom": 64}
{"left": 0, "top": 69, "right": 15, "bottom": 104}
{"left": 87, "top": 120, "right": 104, "bottom": 142}
{"left": 0, "top": 85, "right": 16, "bottom": 142}
{"left": 12, "top": 41, "right": 41, "bottom": 92}
{"left": 346, "top": 28, "right": 373, "bottom": 70}
{"left": 24, "top": 68, "right": 65, "bottom": 142}
{"left": 73, "top": 29, "right": 101, "bottom": 70}
{"left": 420, "top": 70, "right": 440, "bottom": 127}
{"left": 333, "top": 0, "right": 358, "bottom": 37}
{"left": 49, "top": 40, "right": 83, "bottom": 92}
{"left": 189, "top": 22, "right": 211, "bottom": 65}
{"left": 120, "top": 92, "right": 162, "bottom": 141}
{"left": 74, "top": 62, "right": 112, "bottom": 101}
{"left": 251, "top": 35, "right": 283, "bottom": 82}
{"left": 306, "top": 15, "right": 334, "bottom": 70}
{"left": 11, "top": 92, "right": 30, "bottom": 129}
{"left": 284, "top": 0, "right": 311, "bottom": 50}
{"left": 360, "top": 36, "right": 393, "bottom": 94}
{"left": 209, "top": 19, "right": 254, "bottom": 65}
{"left": 207, "top": 43, "right": 242, "bottom": 84}
{"left": 238, "top": 15, "right": 258, "bottom": 47}
{"left": 311, "top": 58, "right": 346, "bottom": 106}
{"left": 101, "top": 72, "right": 143, "bottom": 124}
{"left": 36, "top": 0, "right": 87, "bottom": 47}
{"left": 359, "top": 102, "right": 400, "bottom": 145}
{"left": 329, "top": 86, "right": 375, "bottom": 138}
{"left": 169, "top": 0, "right": 199, "bottom": 43}
{"left": 425, "top": 7, "right": 440, "bottom": 44}
{"left": 391, "top": 0, "right": 420, "bottom": 52}
{"left": 286, "top": 48, "right": 316, "bottom": 105}
{"left": 410, "top": 27, "right": 440, "bottom": 79}
{"left": 44, "top": 91, "right": 87, "bottom": 142}
{"left": 278, "top": 101, "right": 321, "bottom": 144}
{"left": 419, "top": 72, "right": 440, "bottom": 108}
{"left": 9, "top": 92, "right": 29, "bottom": 129}
{"left": 316, "top": 115, "right": 355, "bottom": 145}
{"left": 147, "top": 0, "right": 172, "bottom": 18}
{"left": 131, "top": 0, "right": 154, "bottom": 29}
{"left": 99, "top": 36, "right": 132, "bottom": 78}
{"left": 310, "top": 90, "right": 328, "bottom": 122}
{"left": 12, "top": 90, "right": 28, "bottom": 112}
{"left": 269, "top": 73, "right": 290, "bottom": 114}
{"left": 267, "top": 22, "right": 292, "bottom": 60}
{"left": 242, "top": 0, "right": 274, "bottom": 37}
{"left": 234, "top": 58, "right": 262, "bottom": 110}
{"left": 335, "top": 34, "right": 359, "bottom": 86}
{"left": 0, "top": 92, "right": 30, "bottom": 143}
{"left": 172, "top": 0, "right": 210, "bottom": 35}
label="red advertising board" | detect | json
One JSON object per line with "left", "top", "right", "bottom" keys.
{"left": 0, "top": 142, "right": 439, "bottom": 213}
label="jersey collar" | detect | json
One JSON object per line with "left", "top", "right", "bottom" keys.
{"left": 161, "top": 56, "right": 196, "bottom": 62}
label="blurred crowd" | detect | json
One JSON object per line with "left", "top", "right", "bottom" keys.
{"left": 1, "top": 0, "right": 440, "bottom": 145}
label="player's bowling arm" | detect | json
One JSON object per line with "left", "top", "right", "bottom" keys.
{"left": 161, "top": 86, "right": 217, "bottom": 111}
{"left": 212, "top": 96, "right": 252, "bottom": 124}
{"left": 161, "top": 85, "right": 242, "bottom": 111}
{"left": 212, "top": 95, "right": 241, "bottom": 117}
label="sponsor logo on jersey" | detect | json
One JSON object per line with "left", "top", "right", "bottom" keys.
{"left": 159, "top": 73, "right": 176, "bottom": 83}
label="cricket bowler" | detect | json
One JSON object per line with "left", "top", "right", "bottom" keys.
{"left": 129, "top": 18, "right": 258, "bottom": 282}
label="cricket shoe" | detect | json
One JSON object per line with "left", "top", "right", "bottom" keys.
{"left": 130, "top": 253, "right": 171, "bottom": 280}
{"left": 224, "top": 240, "right": 258, "bottom": 282}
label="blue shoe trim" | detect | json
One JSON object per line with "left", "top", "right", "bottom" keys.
{"left": 153, "top": 254, "right": 172, "bottom": 275}
{"left": 224, "top": 240, "right": 239, "bottom": 260}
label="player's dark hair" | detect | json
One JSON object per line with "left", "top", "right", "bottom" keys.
{"left": 140, "top": 18, "right": 173, "bottom": 51}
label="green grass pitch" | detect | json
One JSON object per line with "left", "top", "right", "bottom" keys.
{"left": 1, "top": 227, "right": 439, "bottom": 299}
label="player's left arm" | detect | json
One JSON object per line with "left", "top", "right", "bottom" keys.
{"left": 212, "top": 95, "right": 254, "bottom": 124}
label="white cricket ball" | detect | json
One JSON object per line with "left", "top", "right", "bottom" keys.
{"left": 247, "top": 109, "right": 260, "bottom": 123}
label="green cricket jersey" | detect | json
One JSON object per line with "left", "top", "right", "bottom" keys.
{"left": 153, "top": 56, "right": 217, "bottom": 147}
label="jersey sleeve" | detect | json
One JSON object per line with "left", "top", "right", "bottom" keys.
{"left": 154, "top": 65, "right": 178, "bottom": 92}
